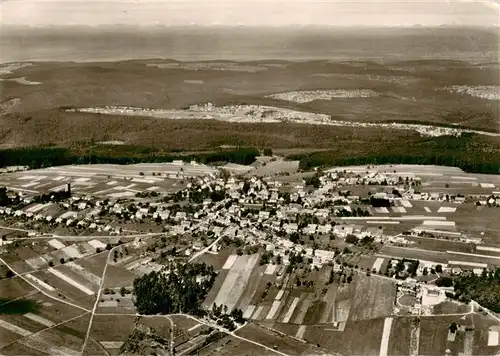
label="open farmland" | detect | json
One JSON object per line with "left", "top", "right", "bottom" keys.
{"left": 197, "top": 334, "right": 278, "bottom": 356}
{"left": 0, "top": 163, "right": 214, "bottom": 200}
{"left": 418, "top": 315, "right": 474, "bottom": 356}
{"left": 89, "top": 314, "right": 137, "bottom": 344}
{"left": 304, "top": 318, "right": 385, "bottom": 355}
{"left": 350, "top": 275, "right": 396, "bottom": 321}
{"left": 387, "top": 317, "right": 413, "bottom": 356}
{"left": 235, "top": 322, "right": 316, "bottom": 356}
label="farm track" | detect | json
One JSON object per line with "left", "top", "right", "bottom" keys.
{"left": 0, "top": 311, "right": 89, "bottom": 351}
{"left": 80, "top": 236, "right": 147, "bottom": 355}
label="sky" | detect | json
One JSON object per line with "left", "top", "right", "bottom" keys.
{"left": 1, "top": 0, "right": 499, "bottom": 27}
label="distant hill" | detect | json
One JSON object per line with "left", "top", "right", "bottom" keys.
{"left": 1, "top": 26, "right": 498, "bottom": 63}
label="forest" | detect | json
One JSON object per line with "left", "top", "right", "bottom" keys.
{"left": 133, "top": 262, "right": 217, "bottom": 316}
{"left": 451, "top": 269, "right": 500, "bottom": 312}
{"left": 2, "top": 133, "right": 500, "bottom": 175}
{"left": 290, "top": 134, "right": 500, "bottom": 174}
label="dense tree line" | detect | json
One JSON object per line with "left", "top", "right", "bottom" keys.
{"left": 451, "top": 269, "right": 500, "bottom": 312}
{"left": 188, "top": 187, "right": 226, "bottom": 204}
{"left": 32, "top": 189, "right": 71, "bottom": 204}
{"left": 369, "top": 197, "right": 392, "bottom": 208}
{"left": 0, "top": 147, "right": 73, "bottom": 169}
{"left": 133, "top": 262, "right": 216, "bottom": 316}
{"left": 335, "top": 207, "right": 371, "bottom": 217}
{"left": 304, "top": 174, "right": 321, "bottom": 188}
{"left": 290, "top": 134, "right": 500, "bottom": 174}
{"left": 0, "top": 146, "right": 259, "bottom": 169}
{"left": 0, "top": 187, "right": 22, "bottom": 207}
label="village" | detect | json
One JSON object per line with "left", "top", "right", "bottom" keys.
{"left": 68, "top": 103, "right": 500, "bottom": 138}
{"left": 0, "top": 159, "right": 499, "bottom": 355}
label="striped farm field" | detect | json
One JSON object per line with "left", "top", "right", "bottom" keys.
{"left": 54, "top": 265, "right": 100, "bottom": 293}
{"left": 235, "top": 323, "right": 312, "bottom": 356}
{"left": 378, "top": 245, "right": 449, "bottom": 264}
{"left": 387, "top": 317, "right": 413, "bottom": 356}
{"left": 89, "top": 315, "right": 137, "bottom": 342}
{"left": 32, "top": 270, "right": 95, "bottom": 309}
{"left": 47, "top": 267, "right": 95, "bottom": 296}
{"left": 20, "top": 326, "right": 84, "bottom": 355}
{"left": 77, "top": 252, "right": 108, "bottom": 277}
{"left": 101, "top": 264, "right": 137, "bottom": 288}
{"left": 212, "top": 254, "right": 260, "bottom": 311}
{"left": 281, "top": 297, "right": 301, "bottom": 324}
{"left": 203, "top": 269, "right": 229, "bottom": 309}
{"left": 319, "top": 284, "right": 338, "bottom": 324}
{"left": 65, "top": 261, "right": 102, "bottom": 285}
{"left": 293, "top": 293, "right": 314, "bottom": 324}
{"left": 221, "top": 254, "right": 238, "bottom": 270}
{"left": 0, "top": 326, "right": 21, "bottom": 347}
{"left": 234, "top": 264, "right": 266, "bottom": 312}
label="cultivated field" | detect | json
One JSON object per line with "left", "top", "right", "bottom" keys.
{"left": 350, "top": 275, "right": 396, "bottom": 321}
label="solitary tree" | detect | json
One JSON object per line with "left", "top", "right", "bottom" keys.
{"left": 449, "top": 322, "right": 458, "bottom": 333}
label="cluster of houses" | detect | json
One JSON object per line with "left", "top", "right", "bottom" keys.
{"left": 0, "top": 166, "right": 489, "bottom": 273}
{"left": 478, "top": 194, "right": 500, "bottom": 207}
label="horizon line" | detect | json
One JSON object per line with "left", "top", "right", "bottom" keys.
{"left": 2, "top": 24, "right": 499, "bottom": 29}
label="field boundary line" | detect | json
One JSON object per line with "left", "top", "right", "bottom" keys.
{"left": 0, "top": 311, "right": 90, "bottom": 350}
{"left": 89, "top": 336, "right": 111, "bottom": 356}
{"left": 0, "top": 257, "right": 90, "bottom": 313}
{"left": 80, "top": 248, "right": 112, "bottom": 355}
{"left": 0, "top": 290, "right": 39, "bottom": 308}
